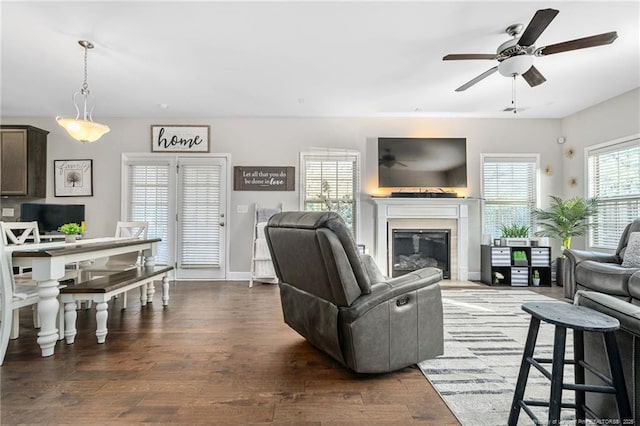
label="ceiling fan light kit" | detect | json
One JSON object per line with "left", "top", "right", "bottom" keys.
{"left": 443, "top": 8, "right": 618, "bottom": 96}
{"left": 56, "top": 40, "right": 110, "bottom": 143}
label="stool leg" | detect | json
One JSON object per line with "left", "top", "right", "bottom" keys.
{"left": 603, "top": 332, "right": 632, "bottom": 423}
{"left": 573, "top": 329, "right": 586, "bottom": 424}
{"left": 549, "top": 325, "right": 567, "bottom": 425}
{"left": 508, "top": 316, "right": 541, "bottom": 426}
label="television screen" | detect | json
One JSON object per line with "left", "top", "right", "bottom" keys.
{"left": 19, "top": 203, "right": 85, "bottom": 233}
{"left": 378, "top": 137, "right": 467, "bottom": 188}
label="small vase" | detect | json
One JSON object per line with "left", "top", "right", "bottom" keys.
{"left": 65, "top": 234, "right": 77, "bottom": 243}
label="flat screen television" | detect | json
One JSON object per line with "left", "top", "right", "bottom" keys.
{"left": 378, "top": 137, "right": 467, "bottom": 188}
{"left": 19, "top": 203, "right": 85, "bottom": 233}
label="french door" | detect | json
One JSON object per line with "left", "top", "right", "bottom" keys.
{"left": 121, "top": 154, "right": 228, "bottom": 280}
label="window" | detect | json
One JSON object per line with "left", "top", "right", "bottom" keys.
{"left": 300, "top": 150, "right": 360, "bottom": 238}
{"left": 587, "top": 136, "right": 640, "bottom": 249}
{"left": 125, "top": 159, "right": 171, "bottom": 264}
{"left": 482, "top": 155, "right": 538, "bottom": 240}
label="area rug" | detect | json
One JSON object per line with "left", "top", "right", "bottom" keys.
{"left": 418, "top": 289, "right": 575, "bottom": 426}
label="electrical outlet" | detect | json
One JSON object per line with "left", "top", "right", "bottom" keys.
{"left": 237, "top": 204, "right": 249, "bottom": 214}
{"left": 2, "top": 208, "right": 15, "bottom": 217}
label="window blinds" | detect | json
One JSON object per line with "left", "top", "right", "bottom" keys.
{"left": 587, "top": 138, "right": 640, "bottom": 249}
{"left": 177, "top": 160, "right": 222, "bottom": 268}
{"left": 126, "top": 161, "right": 171, "bottom": 264}
{"left": 482, "top": 156, "right": 537, "bottom": 240}
{"left": 301, "top": 152, "right": 359, "bottom": 237}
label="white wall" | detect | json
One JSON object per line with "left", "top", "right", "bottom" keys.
{"left": 560, "top": 88, "right": 640, "bottom": 249}
{"left": 2, "top": 114, "right": 570, "bottom": 279}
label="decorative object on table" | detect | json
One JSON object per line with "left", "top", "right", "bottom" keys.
{"left": 151, "top": 125, "right": 209, "bottom": 152}
{"left": 494, "top": 238, "right": 502, "bottom": 246}
{"left": 499, "top": 223, "right": 530, "bottom": 246}
{"left": 56, "top": 40, "right": 110, "bottom": 143}
{"left": 532, "top": 269, "right": 540, "bottom": 286}
{"left": 233, "top": 166, "right": 295, "bottom": 191}
{"left": 54, "top": 159, "right": 93, "bottom": 197}
{"left": 58, "top": 223, "right": 82, "bottom": 243}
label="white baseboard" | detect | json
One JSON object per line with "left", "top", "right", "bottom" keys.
{"left": 227, "top": 271, "right": 251, "bottom": 281}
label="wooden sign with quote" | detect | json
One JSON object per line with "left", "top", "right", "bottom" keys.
{"left": 234, "top": 166, "right": 295, "bottom": 191}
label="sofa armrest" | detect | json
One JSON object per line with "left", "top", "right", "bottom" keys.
{"left": 563, "top": 249, "right": 620, "bottom": 299}
{"left": 564, "top": 249, "right": 619, "bottom": 265}
{"left": 574, "top": 290, "right": 640, "bottom": 336}
{"left": 340, "top": 267, "right": 442, "bottom": 322}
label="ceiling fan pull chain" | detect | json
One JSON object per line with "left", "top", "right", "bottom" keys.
{"left": 512, "top": 75, "right": 517, "bottom": 114}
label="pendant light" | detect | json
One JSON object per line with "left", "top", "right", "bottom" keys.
{"left": 56, "top": 40, "right": 110, "bottom": 143}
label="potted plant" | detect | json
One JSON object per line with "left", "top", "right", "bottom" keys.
{"left": 58, "top": 222, "right": 83, "bottom": 243}
{"left": 532, "top": 270, "right": 540, "bottom": 286}
{"left": 500, "top": 223, "right": 530, "bottom": 246}
{"left": 531, "top": 195, "right": 598, "bottom": 285}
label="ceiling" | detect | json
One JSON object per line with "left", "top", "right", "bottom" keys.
{"left": 2, "top": 1, "right": 639, "bottom": 119}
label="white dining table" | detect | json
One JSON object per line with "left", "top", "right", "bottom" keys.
{"left": 6, "top": 237, "right": 161, "bottom": 357}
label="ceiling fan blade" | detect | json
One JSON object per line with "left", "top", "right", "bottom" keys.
{"left": 455, "top": 66, "right": 498, "bottom": 92}
{"left": 443, "top": 54, "right": 497, "bottom": 61}
{"left": 538, "top": 31, "right": 618, "bottom": 56}
{"left": 518, "top": 8, "right": 559, "bottom": 47}
{"left": 522, "top": 65, "right": 546, "bottom": 87}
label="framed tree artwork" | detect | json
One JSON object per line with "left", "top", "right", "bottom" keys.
{"left": 54, "top": 159, "right": 93, "bottom": 197}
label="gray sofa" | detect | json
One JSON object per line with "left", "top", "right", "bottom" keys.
{"left": 265, "top": 211, "right": 444, "bottom": 374}
{"left": 564, "top": 218, "right": 640, "bottom": 302}
{"left": 574, "top": 290, "right": 639, "bottom": 423}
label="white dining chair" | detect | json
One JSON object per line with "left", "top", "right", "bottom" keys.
{"left": 0, "top": 241, "right": 40, "bottom": 364}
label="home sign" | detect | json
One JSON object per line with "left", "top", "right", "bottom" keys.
{"left": 234, "top": 166, "right": 295, "bottom": 191}
{"left": 151, "top": 125, "right": 210, "bottom": 152}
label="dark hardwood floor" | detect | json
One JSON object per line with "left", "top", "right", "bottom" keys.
{"left": 1, "top": 280, "right": 566, "bottom": 425}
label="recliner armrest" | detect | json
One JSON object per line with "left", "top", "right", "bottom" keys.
{"left": 564, "top": 248, "right": 619, "bottom": 265}
{"left": 340, "top": 267, "right": 442, "bottom": 322}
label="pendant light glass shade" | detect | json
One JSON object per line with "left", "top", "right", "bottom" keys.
{"left": 57, "top": 40, "right": 110, "bottom": 143}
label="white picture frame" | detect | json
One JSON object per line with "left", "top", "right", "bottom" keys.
{"left": 54, "top": 159, "right": 93, "bottom": 197}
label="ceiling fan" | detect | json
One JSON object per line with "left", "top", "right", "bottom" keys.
{"left": 379, "top": 149, "right": 407, "bottom": 168}
{"left": 443, "top": 8, "right": 618, "bottom": 92}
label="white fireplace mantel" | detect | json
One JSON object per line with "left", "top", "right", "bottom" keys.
{"left": 372, "top": 197, "right": 478, "bottom": 281}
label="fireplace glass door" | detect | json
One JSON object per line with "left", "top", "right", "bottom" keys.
{"left": 391, "top": 229, "right": 450, "bottom": 278}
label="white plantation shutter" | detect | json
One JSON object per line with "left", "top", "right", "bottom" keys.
{"left": 126, "top": 161, "right": 171, "bottom": 264}
{"left": 300, "top": 151, "right": 360, "bottom": 238}
{"left": 587, "top": 137, "right": 640, "bottom": 249}
{"left": 177, "top": 159, "right": 222, "bottom": 268}
{"left": 482, "top": 156, "right": 538, "bottom": 239}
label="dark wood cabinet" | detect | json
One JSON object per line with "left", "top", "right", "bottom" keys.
{"left": 0, "top": 125, "right": 48, "bottom": 197}
{"left": 481, "top": 245, "right": 552, "bottom": 287}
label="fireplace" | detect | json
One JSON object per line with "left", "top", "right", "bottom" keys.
{"left": 373, "top": 197, "right": 477, "bottom": 281}
{"left": 391, "top": 229, "right": 450, "bottom": 278}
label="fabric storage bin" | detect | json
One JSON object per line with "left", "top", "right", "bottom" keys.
{"left": 491, "top": 247, "right": 511, "bottom": 266}
{"left": 511, "top": 267, "right": 529, "bottom": 287}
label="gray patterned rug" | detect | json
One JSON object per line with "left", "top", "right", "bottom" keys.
{"left": 418, "top": 289, "right": 575, "bottom": 426}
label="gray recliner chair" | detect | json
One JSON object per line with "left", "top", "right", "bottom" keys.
{"left": 564, "top": 218, "right": 640, "bottom": 300}
{"left": 264, "top": 211, "right": 444, "bottom": 374}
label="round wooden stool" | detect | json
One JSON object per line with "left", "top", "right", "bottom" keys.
{"left": 508, "top": 301, "right": 632, "bottom": 425}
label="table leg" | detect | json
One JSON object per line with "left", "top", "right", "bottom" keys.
{"left": 95, "top": 301, "right": 109, "bottom": 344}
{"left": 143, "top": 252, "right": 156, "bottom": 303}
{"left": 36, "top": 279, "right": 60, "bottom": 357}
{"left": 162, "top": 275, "right": 170, "bottom": 306}
{"left": 64, "top": 300, "right": 78, "bottom": 344}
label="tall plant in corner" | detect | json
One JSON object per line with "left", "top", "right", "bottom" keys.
{"left": 531, "top": 195, "right": 598, "bottom": 250}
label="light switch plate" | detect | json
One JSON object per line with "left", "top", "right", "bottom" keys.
{"left": 237, "top": 204, "right": 249, "bottom": 214}
{"left": 2, "top": 208, "right": 15, "bottom": 217}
